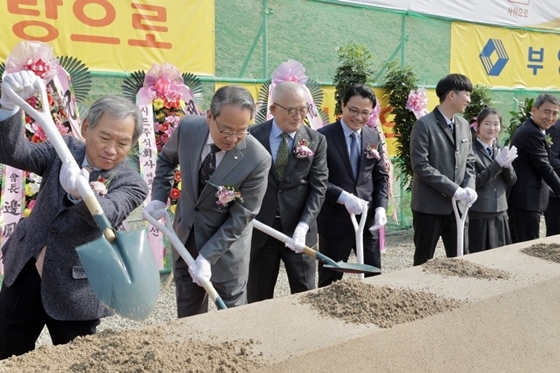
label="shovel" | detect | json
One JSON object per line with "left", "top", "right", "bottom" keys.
{"left": 252, "top": 220, "right": 381, "bottom": 275}
{"left": 349, "top": 202, "right": 369, "bottom": 280}
{"left": 4, "top": 78, "right": 160, "bottom": 321}
{"left": 451, "top": 197, "right": 469, "bottom": 257}
{"left": 143, "top": 211, "right": 227, "bottom": 310}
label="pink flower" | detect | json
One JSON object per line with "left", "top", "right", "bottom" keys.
{"left": 367, "top": 95, "right": 381, "bottom": 128}
{"left": 271, "top": 59, "right": 308, "bottom": 85}
{"left": 214, "top": 185, "right": 243, "bottom": 208}
{"left": 365, "top": 143, "right": 381, "bottom": 160}
{"left": 5, "top": 41, "right": 59, "bottom": 83}
{"left": 405, "top": 88, "right": 429, "bottom": 119}
{"left": 143, "top": 63, "right": 183, "bottom": 101}
{"left": 27, "top": 199, "right": 36, "bottom": 210}
{"left": 293, "top": 139, "right": 314, "bottom": 158}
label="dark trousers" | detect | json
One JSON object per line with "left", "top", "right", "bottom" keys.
{"left": 317, "top": 228, "right": 381, "bottom": 288}
{"left": 510, "top": 208, "right": 541, "bottom": 243}
{"left": 0, "top": 260, "right": 99, "bottom": 360}
{"left": 412, "top": 210, "right": 468, "bottom": 266}
{"left": 544, "top": 197, "right": 560, "bottom": 236}
{"left": 173, "top": 255, "right": 247, "bottom": 318}
{"left": 247, "top": 218, "right": 316, "bottom": 303}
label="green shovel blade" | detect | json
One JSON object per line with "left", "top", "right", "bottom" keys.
{"left": 76, "top": 229, "right": 160, "bottom": 321}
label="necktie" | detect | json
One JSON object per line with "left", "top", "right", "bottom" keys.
{"left": 350, "top": 132, "right": 360, "bottom": 179}
{"left": 486, "top": 147, "right": 493, "bottom": 158}
{"left": 276, "top": 132, "right": 289, "bottom": 180}
{"left": 448, "top": 120, "right": 454, "bottom": 134}
{"left": 199, "top": 144, "right": 220, "bottom": 195}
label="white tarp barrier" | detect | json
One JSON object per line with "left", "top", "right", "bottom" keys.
{"left": 337, "top": 0, "right": 560, "bottom": 31}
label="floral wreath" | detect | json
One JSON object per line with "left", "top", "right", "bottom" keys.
{"left": 0, "top": 41, "right": 91, "bottom": 217}
{"left": 122, "top": 63, "right": 203, "bottom": 213}
{"left": 255, "top": 59, "right": 330, "bottom": 128}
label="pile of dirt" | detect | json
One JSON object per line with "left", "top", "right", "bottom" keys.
{"left": 521, "top": 243, "right": 560, "bottom": 264}
{"left": 300, "top": 279, "right": 463, "bottom": 328}
{"left": 423, "top": 258, "right": 510, "bottom": 280}
{"left": 0, "top": 327, "right": 262, "bottom": 373}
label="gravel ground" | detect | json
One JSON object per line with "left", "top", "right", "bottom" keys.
{"left": 36, "top": 218, "right": 546, "bottom": 347}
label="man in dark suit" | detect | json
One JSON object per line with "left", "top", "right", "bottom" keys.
{"left": 317, "top": 84, "right": 388, "bottom": 287}
{"left": 0, "top": 71, "right": 148, "bottom": 359}
{"left": 510, "top": 94, "right": 560, "bottom": 242}
{"left": 247, "top": 81, "right": 328, "bottom": 302}
{"left": 545, "top": 119, "right": 560, "bottom": 236}
{"left": 145, "top": 86, "right": 271, "bottom": 317}
{"left": 410, "top": 74, "right": 477, "bottom": 266}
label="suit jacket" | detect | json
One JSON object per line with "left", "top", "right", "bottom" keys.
{"left": 151, "top": 115, "right": 271, "bottom": 282}
{"left": 249, "top": 120, "right": 328, "bottom": 248}
{"left": 510, "top": 118, "right": 560, "bottom": 212}
{"left": 470, "top": 140, "right": 517, "bottom": 213}
{"left": 546, "top": 120, "right": 560, "bottom": 199}
{"left": 410, "top": 107, "right": 476, "bottom": 215}
{"left": 0, "top": 111, "right": 148, "bottom": 321}
{"left": 316, "top": 121, "right": 389, "bottom": 239}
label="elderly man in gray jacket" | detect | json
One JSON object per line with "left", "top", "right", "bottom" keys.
{"left": 0, "top": 71, "right": 148, "bottom": 359}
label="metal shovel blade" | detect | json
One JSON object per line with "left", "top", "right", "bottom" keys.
{"left": 252, "top": 219, "right": 381, "bottom": 275}
{"left": 76, "top": 228, "right": 160, "bottom": 321}
{"left": 323, "top": 261, "right": 381, "bottom": 274}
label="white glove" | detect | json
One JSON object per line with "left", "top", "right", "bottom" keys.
{"left": 453, "top": 187, "right": 469, "bottom": 201}
{"left": 502, "top": 146, "right": 518, "bottom": 168}
{"left": 494, "top": 147, "right": 508, "bottom": 167}
{"left": 188, "top": 255, "right": 212, "bottom": 287}
{"left": 285, "top": 222, "right": 308, "bottom": 253}
{"left": 374, "top": 207, "right": 387, "bottom": 226}
{"left": 464, "top": 187, "right": 478, "bottom": 208}
{"left": 0, "top": 70, "right": 37, "bottom": 111}
{"left": 143, "top": 200, "right": 167, "bottom": 220}
{"left": 344, "top": 193, "right": 368, "bottom": 215}
{"left": 59, "top": 158, "right": 89, "bottom": 199}
{"left": 369, "top": 207, "right": 387, "bottom": 233}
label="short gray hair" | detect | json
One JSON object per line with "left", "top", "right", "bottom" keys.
{"left": 209, "top": 85, "right": 255, "bottom": 119}
{"left": 86, "top": 96, "right": 143, "bottom": 143}
{"left": 534, "top": 93, "right": 560, "bottom": 109}
{"left": 271, "top": 81, "right": 306, "bottom": 103}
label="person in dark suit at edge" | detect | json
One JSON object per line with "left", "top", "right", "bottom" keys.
{"left": 509, "top": 94, "right": 560, "bottom": 242}
{"left": 317, "top": 84, "right": 388, "bottom": 287}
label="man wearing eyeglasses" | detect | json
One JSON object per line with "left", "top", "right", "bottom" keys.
{"left": 317, "top": 84, "right": 388, "bottom": 287}
{"left": 145, "top": 85, "right": 271, "bottom": 317}
{"left": 247, "top": 81, "right": 328, "bottom": 302}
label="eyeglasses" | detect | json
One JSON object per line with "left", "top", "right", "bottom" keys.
{"left": 214, "top": 117, "right": 250, "bottom": 138}
{"left": 274, "top": 103, "right": 311, "bottom": 118}
{"left": 347, "top": 107, "right": 372, "bottom": 118}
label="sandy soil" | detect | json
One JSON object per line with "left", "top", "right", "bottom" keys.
{"left": 2, "top": 238, "right": 560, "bottom": 372}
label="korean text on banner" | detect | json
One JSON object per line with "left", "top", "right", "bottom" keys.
{"left": 338, "top": 0, "right": 560, "bottom": 31}
{"left": 451, "top": 22, "right": 560, "bottom": 90}
{"left": 1, "top": 1, "right": 214, "bottom": 74}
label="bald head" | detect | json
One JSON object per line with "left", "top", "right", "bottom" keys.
{"left": 271, "top": 81, "right": 306, "bottom": 103}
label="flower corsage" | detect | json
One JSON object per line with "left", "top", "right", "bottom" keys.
{"left": 90, "top": 171, "right": 117, "bottom": 196}
{"left": 293, "top": 139, "right": 314, "bottom": 158}
{"left": 213, "top": 184, "right": 243, "bottom": 208}
{"left": 546, "top": 134, "right": 553, "bottom": 146}
{"left": 364, "top": 143, "right": 381, "bottom": 160}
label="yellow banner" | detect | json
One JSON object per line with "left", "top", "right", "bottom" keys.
{"left": 1, "top": 0, "right": 214, "bottom": 75}
{"left": 451, "top": 22, "right": 560, "bottom": 90}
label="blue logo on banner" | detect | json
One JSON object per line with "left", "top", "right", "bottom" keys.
{"left": 479, "top": 39, "right": 509, "bottom": 76}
